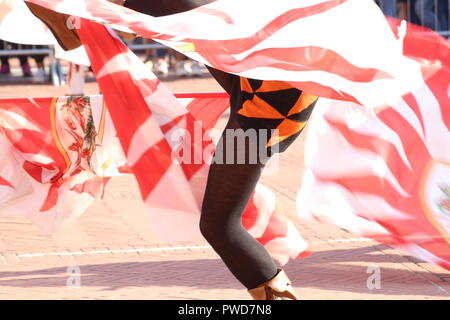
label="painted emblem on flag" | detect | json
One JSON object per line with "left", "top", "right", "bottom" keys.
{"left": 421, "top": 161, "right": 450, "bottom": 243}
{"left": 51, "top": 96, "right": 98, "bottom": 177}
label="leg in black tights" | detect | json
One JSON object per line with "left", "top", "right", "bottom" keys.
{"left": 124, "top": 0, "right": 281, "bottom": 290}
{"left": 200, "top": 116, "right": 278, "bottom": 289}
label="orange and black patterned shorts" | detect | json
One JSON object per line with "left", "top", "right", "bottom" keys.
{"left": 229, "top": 77, "right": 318, "bottom": 153}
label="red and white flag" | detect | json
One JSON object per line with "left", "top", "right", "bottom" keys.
{"left": 298, "top": 23, "right": 450, "bottom": 270}
{"left": 9, "top": 0, "right": 448, "bottom": 268}
{"left": 0, "top": 92, "right": 308, "bottom": 264}
{"left": 0, "top": 19, "right": 309, "bottom": 264}
{"left": 25, "top": 0, "right": 423, "bottom": 106}
{"left": 74, "top": 19, "right": 308, "bottom": 264}
{"left": 0, "top": 95, "right": 119, "bottom": 233}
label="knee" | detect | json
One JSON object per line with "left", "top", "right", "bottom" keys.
{"left": 199, "top": 215, "right": 219, "bottom": 243}
{"left": 199, "top": 212, "right": 235, "bottom": 246}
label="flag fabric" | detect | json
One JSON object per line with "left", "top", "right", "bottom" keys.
{"left": 0, "top": 0, "right": 55, "bottom": 44}
{"left": 2, "top": 0, "right": 447, "bottom": 269}
{"left": 297, "top": 22, "right": 450, "bottom": 270}
{"left": 0, "top": 92, "right": 308, "bottom": 264}
{"left": 25, "top": 0, "right": 423, "bottom": 107}
{"left": 0, "top": 95, "right": 119, "bottom": 233}
{"left": 75, "top": 18, "right": 308, "bottom": 265}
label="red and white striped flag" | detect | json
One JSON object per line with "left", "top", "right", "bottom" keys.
{"left": 76, "top": 19, "right": 308, "bottom": 264}
{"left": 12, "top": 0, "right": 448, "bottom": 268}
{"left": 298, "top": 23, "right": 450, "bottom": 270}
{"left": 0, "top": 91, "right": 308, "bottom": 264}
{"left": 0, "top": 15, "right": 308, "bottom": 264}
{"left": 25, "top": 0, "right": 423, "bottom": 106}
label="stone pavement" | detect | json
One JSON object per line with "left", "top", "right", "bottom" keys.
{"left": 0, "top": 77, "right": 449, "bottom": 300}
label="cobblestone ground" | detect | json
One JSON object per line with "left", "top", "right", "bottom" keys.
{"left": 0, "top": 69, "right": 449, "bottom": 300}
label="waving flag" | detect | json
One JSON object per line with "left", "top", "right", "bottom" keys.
{"left": 74, "top": 18, "right": 307, "bottom": 264}
{"left": 297, "top": 23, "right": 450, "bottom": 270}
{"left": 0, "top": 0, "right": 55, "bottom": 44}
{"left": 6, "top": 0, "right": 447, "bottom": 268}
{"left": 24, "top": 0, "right": 423, "bottom": 106}
{"left": 0, "top": 95, "right": 118, "bottom": 233}
{"left": 0, "top": 92, "right": 308, "bottom": 264}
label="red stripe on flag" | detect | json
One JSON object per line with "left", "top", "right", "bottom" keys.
{"left": 131, "top": 139, "right": 173, "bottom": 201}
{"left": 0, "top": 98, "right": 67, "bottom": 173}
{"left": 185, "top": 97, "right": 229, "bottom": 130}
{"left": 160, "top": 115, "right": 184, "bottom": 135}
{"left": 325, "top": 117, "right": 414, "bottom": 192}
{"left": 39, "top": 182, "right": 60, "bottom": 212}
{"left": 70, "top": 177, "right": 109, "bottom": 199}
{"left": 315, "top": 174, "right": 414, "bottom": 210}
{"left": 376, "top": 107, "right": 431, "bottom": 172}
{"left": 193, "top": 45, "right": 392, "bottom": 83}
{"left": 77, "top": 20, "right": 154, "bottom": 153}
{"left": 402, "top": 92, "right": 425, "bottom": 134}
{"left": 194, "top": 7, "right": 235, "bottom": 25}
{"left": 0, "top": 176, "right": 14, "bottom": 189}
{"left": 288, "top": 80, "right": 362, "bottom": 104}
{"left": 425, "top": 69, "right": 450, "bottom": 132}
{"left": 256, "top": 210, "right": 289, "bottom": 247}
{"left": 178, "top": 113, "right": 212, "bottom": 180}
{"left": 241, "top": 194, "right": 259, "bottom": 230}
{"left": 188, "top": 0, "right": 349, "bottom": 54}
{"left": 297, "top": 250, "right": 313, "bottom": 259}
{"left": 22, "top": 160, "right": 44, "bottom": 183}
{"left": 401, "top": 21, "right": 450, "bottom": 69}
{"left": 174, "top": 92, "right": 229, "bottom": 99}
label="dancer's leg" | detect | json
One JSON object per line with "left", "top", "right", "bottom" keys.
{"left": 200, "top": 116, "right": 278, "bottom": 290}
{"left": 125, "top": 0, "right": 281, "bottom": 292}
{"left": 201, "top": 77, "right": 317, "bottom": 298}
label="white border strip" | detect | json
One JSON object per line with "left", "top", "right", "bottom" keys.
{"left": 17, "top": 245, "right": 213, "bottom": 258}
{"left": 13, "top": 238, "right": 378, "bottom": 259}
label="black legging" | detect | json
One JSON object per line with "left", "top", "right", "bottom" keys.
{"left": 200, "top": 114, "right": 278, "bottom": 289}
{"left": 125, "top": 0, "right": 278, "bottom": 289}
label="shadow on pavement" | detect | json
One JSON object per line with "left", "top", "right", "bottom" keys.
{"left": 0, "top": 246, "right": 448, "bottom": 297}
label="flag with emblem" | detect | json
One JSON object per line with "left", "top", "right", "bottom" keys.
{"left": 0, "top": 95, "right": 120, "bottom": 233}
{"left": 0, "top": 91, "right": 309, "bottom": 264}
{"left": 298, "top": 22, "right": 450, "bottom": 270}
